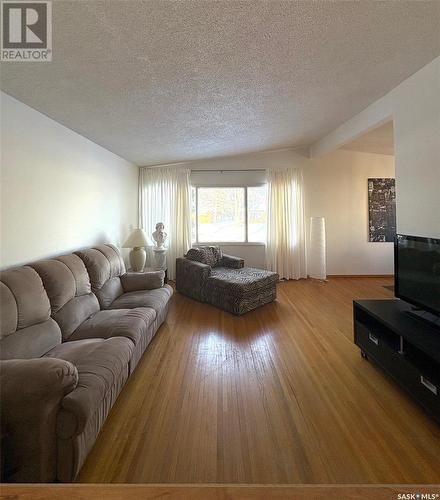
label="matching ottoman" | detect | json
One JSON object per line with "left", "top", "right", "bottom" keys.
{"left": 202, "top": 267, "right": 279, "bottom": 315}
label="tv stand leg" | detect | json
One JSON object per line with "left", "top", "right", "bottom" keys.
{"left": 361, "top": 350, "right": 368, "bottom": 360}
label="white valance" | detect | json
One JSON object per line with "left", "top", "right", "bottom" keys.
{"left": 190, "top": 169, "right": 267, "bottom": 187}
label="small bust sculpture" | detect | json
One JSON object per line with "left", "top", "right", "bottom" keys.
{"left": 152, "top": 222, "right": 167, "bottom": 249}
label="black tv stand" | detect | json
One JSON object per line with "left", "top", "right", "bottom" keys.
{"left": 353, "top": 299, "right": 440, "bottom": 423}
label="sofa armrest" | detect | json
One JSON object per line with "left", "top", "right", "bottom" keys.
{"left": 176, "top": 257, "right": 211, "bottom": 300}
{"left": 220, "top": 254, "right": 244, "bottom": 269}
{"left": 0, "top": 358, "right": 78, "bottom": 482}
{"left": 121, "top": 270, "right": 165, "bottom": 292}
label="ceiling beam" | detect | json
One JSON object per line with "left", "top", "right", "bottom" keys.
{"left": 309, "top": 94, "right": 393, "bottom": 158}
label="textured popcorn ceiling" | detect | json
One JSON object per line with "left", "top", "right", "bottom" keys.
{"left": 342, "top": 121, "right": 394, "bottom": 156}
{"left": 1, "top": 1, "right": 439, "bottom": 166}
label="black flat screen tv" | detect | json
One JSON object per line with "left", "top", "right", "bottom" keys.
{"left": 395, "top": 234, "right": 440, "bottom": 317}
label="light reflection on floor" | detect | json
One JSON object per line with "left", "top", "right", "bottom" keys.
{"left": 193, "top": 329, "right": 274, "bottom": 378}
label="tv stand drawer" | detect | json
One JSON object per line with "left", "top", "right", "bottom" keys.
{"left": 398, "top": 360, "right": 440, "bottom": 413}
{"left": 355, "top": 321, "right": 400, "bottom": 353}
{"left": 355, "top": 323, "right": 399, "bottom": 367}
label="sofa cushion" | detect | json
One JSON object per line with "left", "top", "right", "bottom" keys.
{"left": 53, "top": 294, "right": 100, "bottom": 341}
{"left": 70, "top": 307, "right": 156, "bottom": 345}
{"left": 1, "top": 267, "right": 51, "bottom": 330}
{"left": 0, "top": 267, "right": 61, "bottom": 359}
{"left": 45, "top": 337, "right": 133, "bottom": 438}
{"left": 75, "top": 245, "right": 126, "bottom": 309}
{"left": 109, "top": 285, "right": 173, "bottom": 313}
{"left": 121, "top": 271, "right": 165, "bottom": 292}
{"left": 75, "top": 249, "right": 111, "bottom": 290}
{"left": 97, "top": 277, "right": 124, "bottom": 309}
{"left": 0, "top": 281, "right": 18, "bottom": 338}
{"left": 56, "top": 254, "right": 91, "bottom": 296}
{"left": 30, "top": 256, "right": 100, "bottom": 341}
{"left": 30, "top": 260, "right": 76, "bottom": 314}
{"left": 94, "top": 244, "right": 126, "bottom": 277}
{"left": 0, "top": 318, "right": 62, "bottom": 360}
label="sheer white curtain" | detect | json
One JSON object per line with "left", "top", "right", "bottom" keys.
{"left": 139, "top": 167, "right": 191, "bottom": 279}
{"left": 265, "top": 167, "right": 307, "bottom": 280}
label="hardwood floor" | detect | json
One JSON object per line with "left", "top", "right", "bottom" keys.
{"left": 77, "top": 278, "right": 440, "bottom": 484}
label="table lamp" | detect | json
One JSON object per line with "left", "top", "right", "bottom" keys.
{"left": 122, "top": 229, "right": 149, "bottom": 271}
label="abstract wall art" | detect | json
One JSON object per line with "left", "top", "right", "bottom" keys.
{"left": 368, "top": 178, "right": 396, "bottom": 242}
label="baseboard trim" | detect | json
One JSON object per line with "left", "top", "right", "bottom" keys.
{"left": 1, "top": 484, "right": 434, "bottom": 500}
{"left": 326, "top": 274, "right": 394, "bottom": 278}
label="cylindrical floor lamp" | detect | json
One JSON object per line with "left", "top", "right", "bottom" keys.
{"left": 309, "top": 217, "right": 326, "bottom": 280}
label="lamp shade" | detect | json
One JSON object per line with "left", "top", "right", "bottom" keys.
{"left": 122, "top": 229, "right": 149, "bottom": 248}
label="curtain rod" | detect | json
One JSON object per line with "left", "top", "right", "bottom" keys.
{"left": 191, "top": 169, "right": 266, "bottom": 173}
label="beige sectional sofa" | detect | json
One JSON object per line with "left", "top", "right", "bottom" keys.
{"left": 0, "top": 244, "right": 173, "bottom": 483}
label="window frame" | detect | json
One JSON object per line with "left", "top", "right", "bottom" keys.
{"left": 194, "top": 185, "right": 266, "bottom": 246}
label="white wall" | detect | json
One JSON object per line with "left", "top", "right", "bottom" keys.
{"left": 304, "top": 150, "right": 395, "bottom": 275}
{"left": 311, "top": 56, "right": 440, "bottom": 239}
{"left": 392, "top": 58, "right": 439, "bottom": 237}
{"left": 217, "top": 244, "right": 266, "bottom": 269}
{"left": 0, "top": 92, "right": 139, "bottom": 269}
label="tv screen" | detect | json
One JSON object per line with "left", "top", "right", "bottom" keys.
{"left": 395, "top": 235, "right": 440, "bottom": 315}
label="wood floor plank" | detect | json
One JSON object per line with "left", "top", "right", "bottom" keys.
{"left": 77, "top": 278, "right": 440, "bottom": 484}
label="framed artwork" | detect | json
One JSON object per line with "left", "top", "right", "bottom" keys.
{"left": 368, "top": 178, "right": 396, "bottom": 242}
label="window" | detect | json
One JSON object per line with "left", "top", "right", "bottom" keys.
{"left": 247, "top": 186, "right": 268, "bottom": 243}
{"left": 193, "top": 185, "right": 267, "bottom": 243}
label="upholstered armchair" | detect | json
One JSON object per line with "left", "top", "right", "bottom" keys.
{"left": 176, "top": 249, "right": 244, "bottom": 302}
{"left": 176, "top": 247, "right": 278, "bottom": 315}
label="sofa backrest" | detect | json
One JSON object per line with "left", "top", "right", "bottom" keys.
{"left": 30, "top": 254, "right": 100, "bottom": 341}
{"left": 75, "top": 244, "right": 126, "bottom": 309}
{"left": 0, "top": 267, "right": 61, "bottom": 359}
